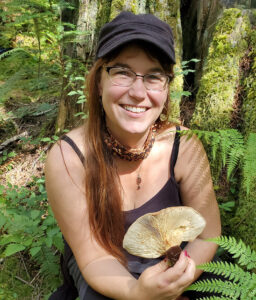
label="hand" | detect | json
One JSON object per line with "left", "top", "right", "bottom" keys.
{"left": 131, "top": 251, "right": 195, "bottom": 300}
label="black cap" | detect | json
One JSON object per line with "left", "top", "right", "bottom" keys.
{"left": 96, "top": 11, "right": 176, "bottom": 64}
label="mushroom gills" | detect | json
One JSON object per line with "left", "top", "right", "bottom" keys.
{"left": 123, "top": 206, "right": 206, "bottom": 262}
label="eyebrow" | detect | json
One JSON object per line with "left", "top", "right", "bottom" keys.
{"left": 110, "top": 62, "right": 164, "bottom": 74}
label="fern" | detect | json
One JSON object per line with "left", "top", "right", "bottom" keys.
{"left": 182, "top": 129, "right": 255, "bottom": 193}
{"left": 196, "top": 297, "right": 231, "bottom": 300}
{"left": 196, "top": 261, "right": 247, "bottom": 282}
{"left": 187, "top": 279, "right": 241, "bottom": 298}
{"left": 186, "top": 236, "right": 256, "bottom": 299}
{"left": 208, "top": 236, "right": 256, "bottom": 269}
{"left": 243, "top": 133, "right": 256, "bottom": 194}
{"left": 0, "top": 48, "right": 30, "bottom": 61}
{"left": 218, "top": 130, "right": 244, "bottom": 179}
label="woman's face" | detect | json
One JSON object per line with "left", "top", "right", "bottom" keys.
{"left": 99, "top": 45, "right": 168, "bottom": 141}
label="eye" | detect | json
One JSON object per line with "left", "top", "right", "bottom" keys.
{"left": 146, "top": 74, "right": 164, "bottom": 82}
{"left": 112, "top": 68, "right": 133, "bottom": 77}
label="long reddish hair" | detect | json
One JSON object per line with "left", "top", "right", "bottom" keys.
{"left": 84, "top": 42, "right": 175, "bottom": 264}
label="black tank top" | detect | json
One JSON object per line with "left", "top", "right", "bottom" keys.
{"left": 60, "top": 127, "right": 182, "bottom": 277}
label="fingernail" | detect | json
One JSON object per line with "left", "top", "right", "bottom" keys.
{"left": 184, "top": 250, "right": 188, "bottom": 257}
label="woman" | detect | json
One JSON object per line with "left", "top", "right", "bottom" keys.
{"left": 46, "top": 11, "right": 221, "bottom": 300}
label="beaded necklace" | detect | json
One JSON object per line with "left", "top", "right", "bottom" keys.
{"left": 103, "top": 125, "right": 157, "bottom": 189}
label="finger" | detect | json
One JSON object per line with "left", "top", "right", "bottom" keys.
{"left": 158, "top": 252, "right": 189, "bottom": 284}
{"left": 174, "top": 259, "right": 196, "bottom": 288}
{"left": 144, "top": 257, "right": 170, "bottom": 277}
{"left": 168, "top": 251, "right": 189, "bottom": 275}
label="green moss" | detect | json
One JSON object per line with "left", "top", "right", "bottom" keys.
{"left": 96, "top": 0, "right": 112, "bottom": 31}
{"left": 109, "top": 0, "right": 125, "bottom": 20}
{"left": 241, "top": 30, "right": 256, "bottom": 134}
{"left": 191, "top": 8, "right": 251, "bottom": 130}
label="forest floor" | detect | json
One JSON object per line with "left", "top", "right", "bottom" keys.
{"left": 0, "top": 53, "right": 63, "bottom": 299}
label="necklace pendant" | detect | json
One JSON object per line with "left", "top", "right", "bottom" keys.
{"left": 136, "top": 175, "right": 142, "bottom": 190}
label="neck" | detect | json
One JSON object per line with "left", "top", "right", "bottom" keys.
{"left": 103, "top": 124, "right": 156, "bottom": 162}
{"left": 115, "top": 131, "right": 150, "bottom": 150}
{"left": 106, "top": 126, "right": 151, "bottom": 150}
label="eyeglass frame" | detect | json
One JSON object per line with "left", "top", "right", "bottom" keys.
{"left": 104, "top": 65, "right": 173, "bottom": 91}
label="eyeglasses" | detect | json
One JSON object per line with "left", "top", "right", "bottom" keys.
{"left": 104, "top": 66, "right": 172, "bottom": 91}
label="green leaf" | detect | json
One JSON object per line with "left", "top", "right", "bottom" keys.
{"left": 31, "top": 210, "right": 41, "bottom": 220}
{"left": 7, "top": 151, "right": 16, "bottom": 158}
{"left": 23, "top": 237, "right": 33, "bottom": 247}
{"left": 74, "top": 76, "right": 85, "bottom": 81}
{"left": 52, "top": 135, "right": 59, "bottom": 141}
{"left": 219, "top": 201, "right": 235, "bottom": 212}
{"left": 30, "top": 246, "right": 41, "bottom": 257}
{"left": 53, "top": 234, "right": 64, "bottom": 252}
{"left": 45, "top": 236, "right": 53, "bottom": 248}
{"left": 41, "top": 137, "right": 52, "bottom": 142}
{"left": 76, "top": 98, "right": 86, "bottom": 104}
{"left": 67, "top": 90, "right": 79, "bottom": 96}
{"left": 47, "top": 227, "right": 60, "bottom": 237}
{"left": 0, "top": 235, "right": 23, "bottom": 246}
{"left": 3, "top": 243, "right": 26, "bottom": 257}
{"left": 74, "top": 112, "right": 86, "bottom": 117}
{"left": 43, "top": 215, "right": 56, "bottom": 226}
{"left": 0, "top": 213, "right": 6, "bottom": 228}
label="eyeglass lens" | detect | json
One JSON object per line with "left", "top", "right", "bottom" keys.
{"left": 107, "top": 67, "right": 168, "bottom": 91}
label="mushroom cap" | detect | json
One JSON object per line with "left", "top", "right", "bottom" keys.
{"left": 123, "top": 206, "right": 206, "bottom": 258}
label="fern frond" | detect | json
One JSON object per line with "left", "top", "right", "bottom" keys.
{"left": 243, "top": 133, "right": 256, "bottom": 194}
{"left": 0, "top": 48, "right": 30, "bottom": 61}
{"left": 197, "top": 297, "right": 231, "bottom": 300}
{"left": 224, "top": 131, "right": 244, "bottom": 179}
{"left": 218, "top": 130, "right": 233, "bottom": 167}
{"left": 186, "top": 279, "right": 240, "bottom": 298}
{"left": 218, "top": 130, "right": 244, "bottom": 178}
{"left": 196, "top": 261, "right": 246, "bottom": 282}
{"left": 206, "top": 236, "right": 256, "bottom": 269}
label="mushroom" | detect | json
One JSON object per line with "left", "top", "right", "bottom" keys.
{"left": 123, "top": 206, "right": 206, "bottom": 265}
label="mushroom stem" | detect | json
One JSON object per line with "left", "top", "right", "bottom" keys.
{"left": 165, "top": 245, "right": 182, "bottom": 266}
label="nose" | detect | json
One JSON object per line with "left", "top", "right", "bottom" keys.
{"left": 128, "top": 76, "right": 146, "bottom": 101}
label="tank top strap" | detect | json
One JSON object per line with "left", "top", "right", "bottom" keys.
{"left": 60, "top": 135, "right": 85, "bottom": 165}
{"left": 170, "top": 126, "right": 181, "bottom": 179}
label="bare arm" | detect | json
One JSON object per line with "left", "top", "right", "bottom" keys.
{"left": 175, "top": 130, "right": 221, "bottom": 279}
{"left": 45, "top": 138, "right": 195, "bottom": 299}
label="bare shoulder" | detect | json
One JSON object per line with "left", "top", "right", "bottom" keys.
{"left": 45, "top": 125, "right": 86, "bottom": 196}
{"left": 175, "top": 126, "right": 209, "bottom": 183}
{"left": 178, "top": 125, "right": 205, "bottom": 155}
{"left": 155, "top": 124, "right": 177, "bottom": 142}
{"left": 46, "top": 125, "right": 85, "bottom": 168}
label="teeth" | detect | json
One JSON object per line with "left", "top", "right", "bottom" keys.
{"left": 123, "top": 105, "right": 147, "bottom": 113}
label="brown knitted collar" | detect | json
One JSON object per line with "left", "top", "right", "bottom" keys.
{"left": 103, "top": 125, "right": 156, "bottom": 161}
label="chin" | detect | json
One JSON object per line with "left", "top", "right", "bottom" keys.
{"left": 122, "top": 123, "right": 153, "bottom": 135}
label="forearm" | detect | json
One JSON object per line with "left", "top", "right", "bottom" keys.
{"left": 184, "top": 237, "right": 219, "bottom": 280}
{"left": 80, "top": 255, "right": 137, "bottom": 300}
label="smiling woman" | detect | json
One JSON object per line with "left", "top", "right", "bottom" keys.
{"left": 99, "top": 44, "right": 170, "bottom": 143}
{"left": 45, "top": 11, "right": 221, "bottom": 300}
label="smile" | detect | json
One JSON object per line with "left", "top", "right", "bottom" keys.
{"left": 122, "top": 105, "right": 147, "bottom": 113}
